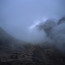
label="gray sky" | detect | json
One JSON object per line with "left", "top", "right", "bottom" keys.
{"left": 0, "top": 0, "right": 65, "bottom": 42}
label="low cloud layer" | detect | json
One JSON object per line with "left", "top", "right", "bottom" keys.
{"left": 37, "top": 17, "right": 65, "bottom": 53}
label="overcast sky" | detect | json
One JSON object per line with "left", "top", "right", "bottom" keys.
{"left": 0, "top": 0, "right": 65, "bottom": 42}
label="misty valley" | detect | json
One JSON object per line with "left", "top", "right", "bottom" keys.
{"left": 0, "top": 17, "right": 65, "bottom": 65}
{"left": 0, "top": 0, "right": 65, "bottom": 65}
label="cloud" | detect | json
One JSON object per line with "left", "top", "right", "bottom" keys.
{"left": 37, "top": 17, "right": 65, "bottom": 53}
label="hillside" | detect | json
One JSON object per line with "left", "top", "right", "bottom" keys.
{"left": 0, "top": 27, "right": 26, "bottom": 53}
{"left": 0, "top": 28, "right": 65, "bottom": 65}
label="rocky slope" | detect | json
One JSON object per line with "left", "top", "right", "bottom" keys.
{"left": 0, "top": 28, "right": 65, "bottom": 65}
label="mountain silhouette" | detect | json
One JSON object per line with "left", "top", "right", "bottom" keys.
{"left": 0, "top": 27, "right": 26, "bottom": 52}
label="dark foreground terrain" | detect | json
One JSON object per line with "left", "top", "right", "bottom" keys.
{"left": 0, "top": 28, "right": 65, "bottom": 65}
{"left": 0, "top": 44, "right": 65, "bottom": 65}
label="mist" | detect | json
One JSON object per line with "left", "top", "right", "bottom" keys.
{"left": 0, "top": 0, "right": 65, "bottom": 44}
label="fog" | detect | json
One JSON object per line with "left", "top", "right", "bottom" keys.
{"left": 0, "top": 0, "right": 65, "bottom": 43}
